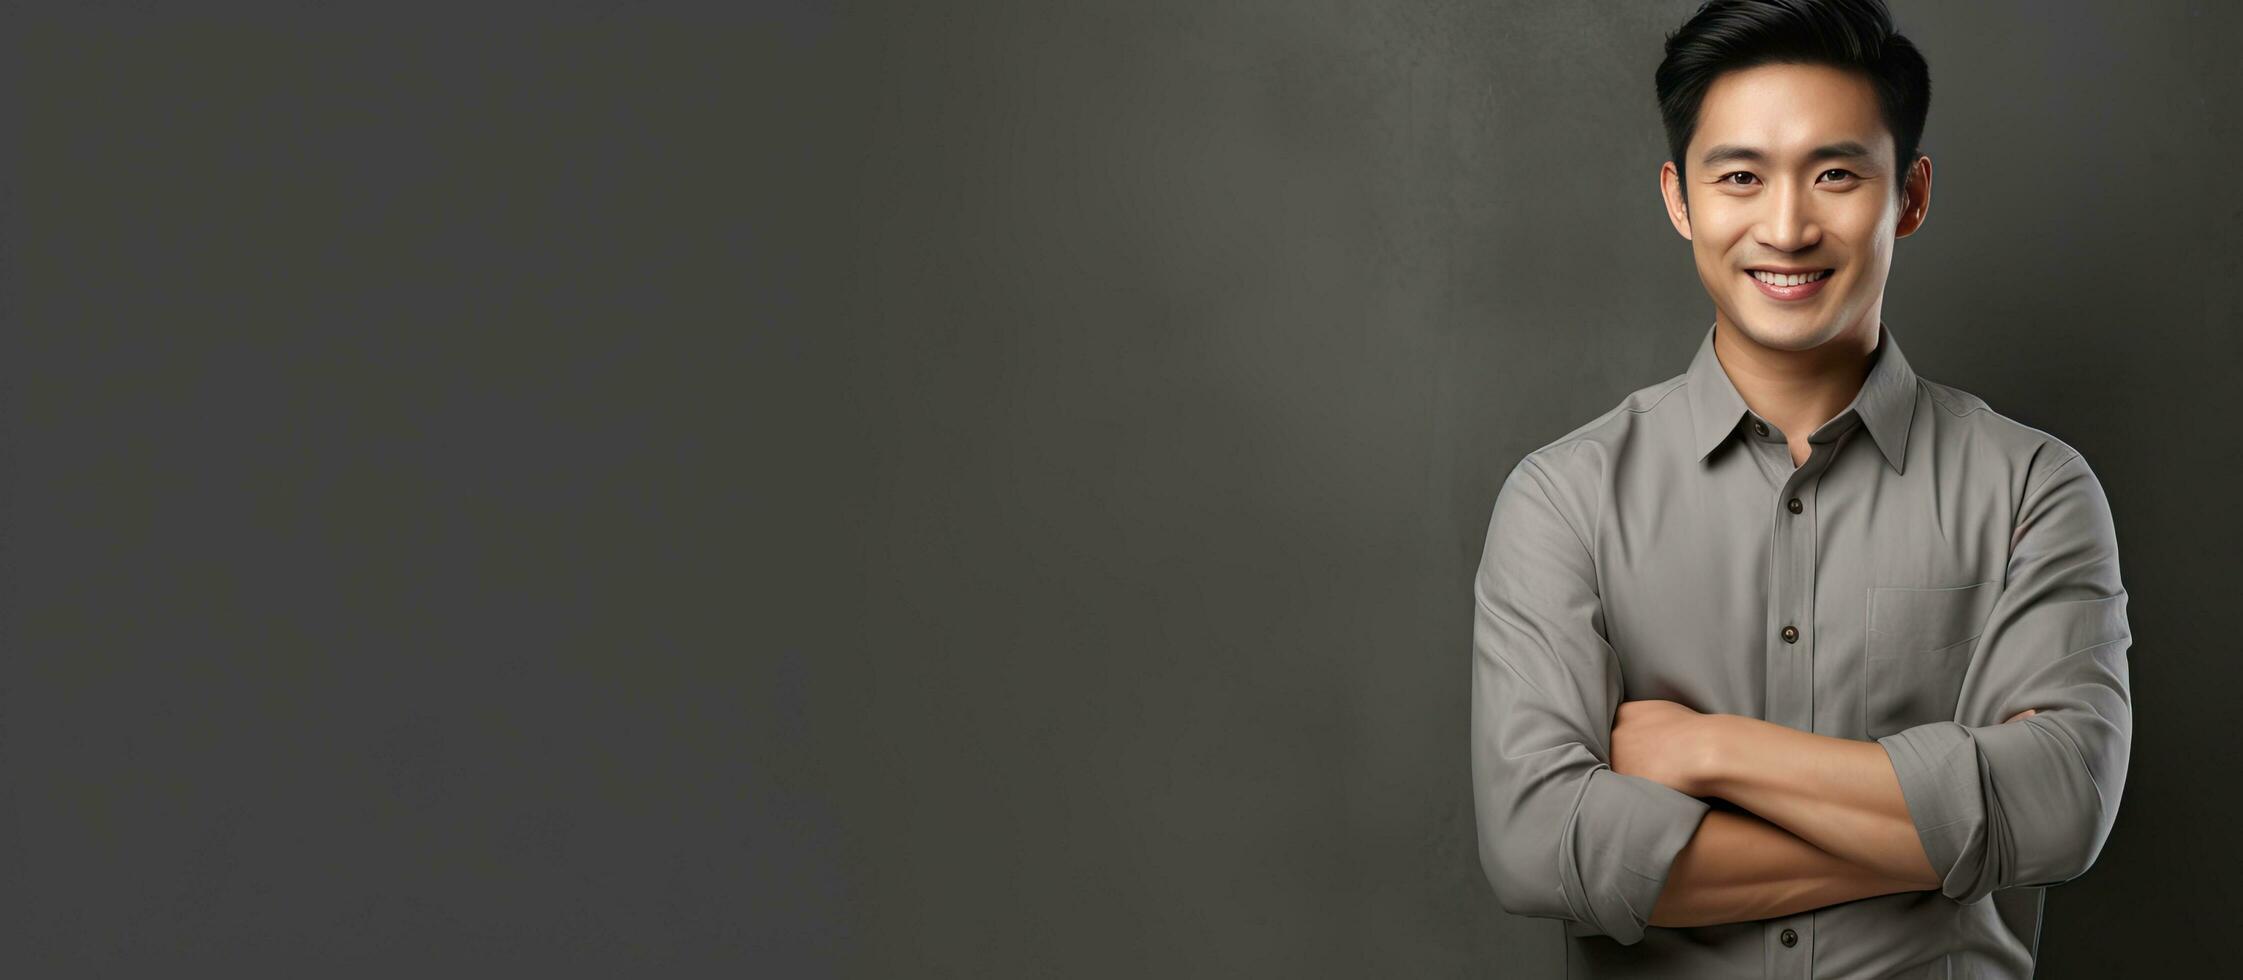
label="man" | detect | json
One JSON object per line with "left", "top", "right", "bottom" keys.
{"left": 1468, "top": 1, "right": 2132, "bottom": 977}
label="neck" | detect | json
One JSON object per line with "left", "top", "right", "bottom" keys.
{"left": 1711, "top": 314, "right": 1880, "bottom": 445}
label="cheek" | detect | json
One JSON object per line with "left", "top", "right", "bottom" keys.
{"left": 1693, "top": 241, "right": 1740, "bottom": 279}
{"left": 1686, "top": 216, "right": 1748, "bottom": 260}
{"left": 1834, "top": 204, "right": 1895, "bottom": 248}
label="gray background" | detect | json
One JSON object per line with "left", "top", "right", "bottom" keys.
{"left": 1, "top": 0, "right": 2233, "bottom": 976}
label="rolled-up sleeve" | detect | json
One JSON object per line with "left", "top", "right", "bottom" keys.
{"left": 1878, "top": 449, "right": 2133, "bottom": 906}
{"left": 1470, "top": 456, "right": 1710, "bottom": 945}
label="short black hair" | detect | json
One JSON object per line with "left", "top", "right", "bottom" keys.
{"left": 1655, "top": 0, "right": 1931, "bottom": 209}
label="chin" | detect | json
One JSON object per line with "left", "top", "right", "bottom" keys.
{"left": 1731, "top": 316, "right": 1839, "bottom": 352}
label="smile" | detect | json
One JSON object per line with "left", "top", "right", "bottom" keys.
{"left": 1745, "top": 268, "right": 1833, "bottom": 301}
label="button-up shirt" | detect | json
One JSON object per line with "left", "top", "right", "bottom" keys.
{"left": 1469, "top": 322, "right": 2132, "bottom": 978}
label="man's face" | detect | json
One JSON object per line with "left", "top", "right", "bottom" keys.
{"left": 1658, "top": 62, "right": 1931, "bottom": 354}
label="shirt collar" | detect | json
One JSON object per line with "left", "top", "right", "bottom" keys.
{"left": 1685, "top": 321, "right": 1918, "bottom": 473}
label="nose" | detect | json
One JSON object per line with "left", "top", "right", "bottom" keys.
{"left": 1756, "top": 178, "right": 1822, "bottom": 253}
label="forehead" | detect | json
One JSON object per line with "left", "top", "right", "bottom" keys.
{"left": 1691, "top": 62, "right": 1892, "bottom": 160}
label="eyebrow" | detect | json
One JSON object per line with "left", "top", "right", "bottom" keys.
{"left": 1699, "top": 140, "right": 1877, "bottom": 167}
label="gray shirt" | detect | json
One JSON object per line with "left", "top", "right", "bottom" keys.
{"left": 1469, "top": 322, "right": 2131, "bottom": 978}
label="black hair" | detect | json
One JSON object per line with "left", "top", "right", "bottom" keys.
{"left": 1655, "top": 0, "right": 1930, "bottom": 210}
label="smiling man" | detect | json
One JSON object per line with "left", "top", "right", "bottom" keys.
{"left": 1468, "top": 1, "right": 2132, "bottom": 977}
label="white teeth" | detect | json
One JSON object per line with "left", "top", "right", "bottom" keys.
{"left": 1750, "top": 269, "right": 1831, "bottom": 287}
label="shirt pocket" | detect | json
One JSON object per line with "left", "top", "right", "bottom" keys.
{"left": 1865, "top": 580, "right": 2001, "bottom": 739}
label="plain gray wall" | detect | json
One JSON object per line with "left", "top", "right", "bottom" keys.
{"left": 2, "top": 0, "right": 2234, "bottom": 976}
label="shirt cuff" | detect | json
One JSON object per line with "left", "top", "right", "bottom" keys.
{"left": 1559, "top": 767, "right": 1713, "bottom": 944}
{"left": 1878, "top": 721, "right": 1982, "bottom": 901}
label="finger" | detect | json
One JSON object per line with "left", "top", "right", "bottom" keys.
{"left": 2004, "top": 708, "right": 2039, "bottom": 723}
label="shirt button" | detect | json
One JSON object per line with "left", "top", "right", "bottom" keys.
{"left": 1753, "top": 420, "right": 1769, "bottom": 436}
{"left": 1781, "top": 928, "right": 1798, "bottom": 947}
{"left": 1781, "top": 625, "right": 1799, "bottom": 643}
{"left": 1787, "top": 497, "right": 1802, "bottom": 514}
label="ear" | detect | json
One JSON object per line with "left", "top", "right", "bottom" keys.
{"left": 1659, "top": 161, "right": 1693, "bottom": 241}
{"left": 1895, "top": 154, "right": 1933, "bottom": 238}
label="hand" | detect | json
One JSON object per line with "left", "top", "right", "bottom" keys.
{"left": 2005, "top": 708, "right": 2038, "bottom": 723}
{"left": 1610, "top": 699, "right": 1720, "bottom": 797}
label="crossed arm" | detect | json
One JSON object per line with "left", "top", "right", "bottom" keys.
{"left": 1615, "top": 704, "right": 2033, "bottom": 928}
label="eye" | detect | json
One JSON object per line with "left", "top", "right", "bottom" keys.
{"left": 1819, "top": 168, "right": 1860, "bottom": 183}
{"left": 1718, "top": 171, "right": 1758, "bottom": 186}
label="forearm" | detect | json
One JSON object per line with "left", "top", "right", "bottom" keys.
{"left": 1648, "top": 808, "right": 1927, "bottom": 928}
{"left": 1701, "top": 715, "right": 1938, "bottom": 888}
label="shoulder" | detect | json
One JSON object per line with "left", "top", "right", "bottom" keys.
{"left": 1501, "top": 372, "right": 1691, "bottom": 532}
{"left": 1514, "top": 373, "right": 1690, "bottom": 483}
{"left": 1916, "top": 376, "right": 2093, "bottom": 496}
